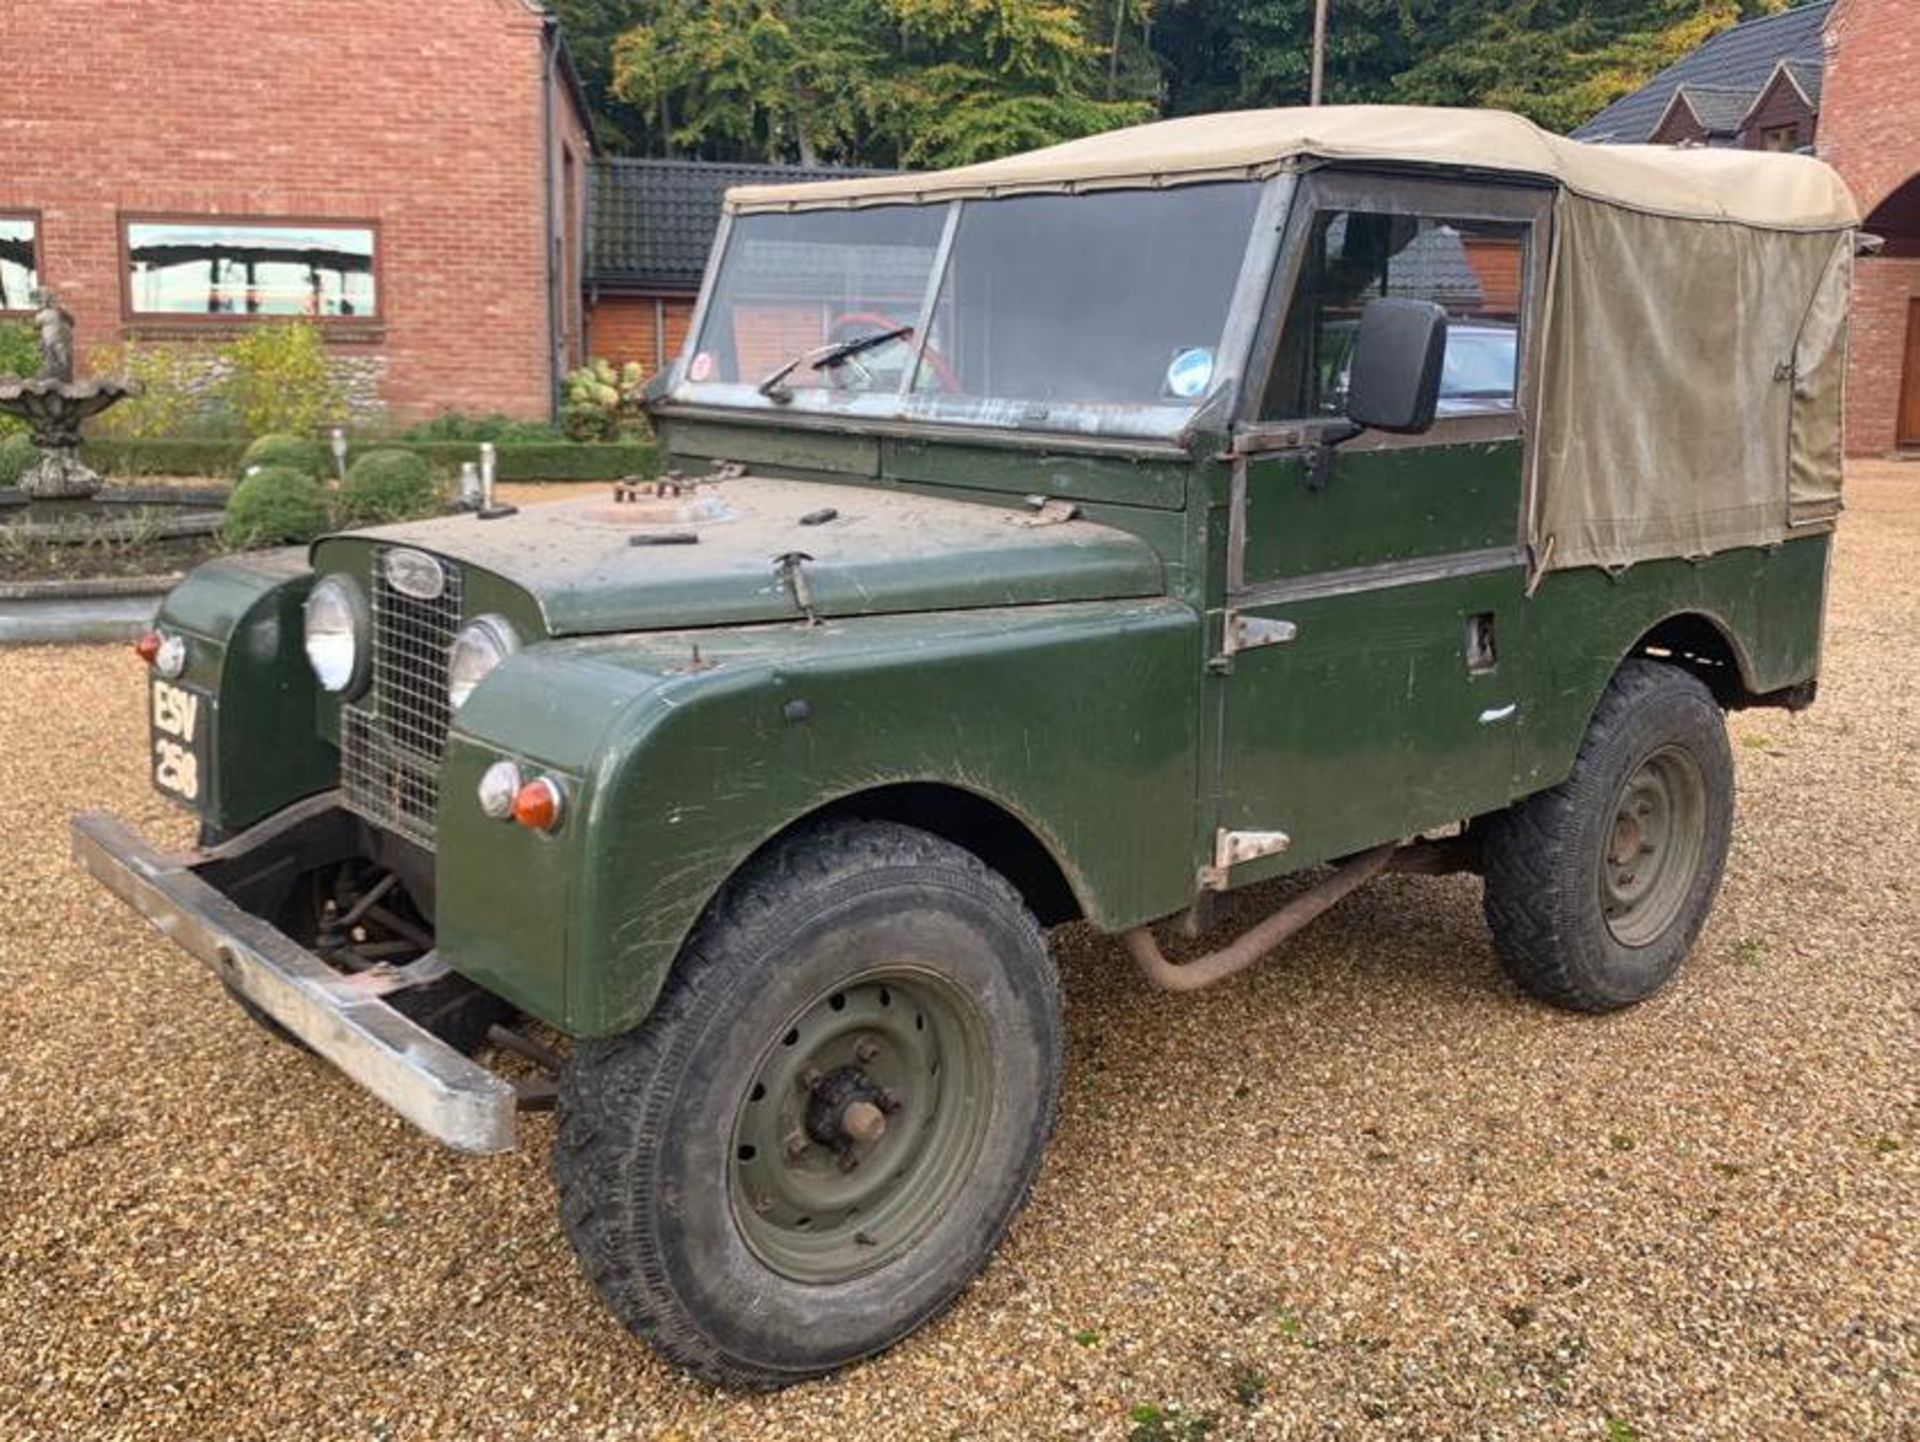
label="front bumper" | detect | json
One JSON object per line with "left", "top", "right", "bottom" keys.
{"left": 71, "top": 798, "right": 519, "bottom": 1155}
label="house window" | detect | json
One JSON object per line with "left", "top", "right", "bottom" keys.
{"left": 1760, "top": 124, "right": 1800, "bottom": 152}
{"left": 125, "top": 218, "right": 377, "bottom": 319}
{"left": 0, "top": 215, "right": 38, "bottom": 313}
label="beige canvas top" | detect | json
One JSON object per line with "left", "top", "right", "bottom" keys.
{"left": 728, "top": 105, "right": 1858, "bottom": 231}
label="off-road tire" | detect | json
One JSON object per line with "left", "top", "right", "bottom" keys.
{"left": 553, "top": 819, "right": 1063, "bottom": 1389}
{"left": 1481, "top": 659, "right": 1734, "bottom": 1012}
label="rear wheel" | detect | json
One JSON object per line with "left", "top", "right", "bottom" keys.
{"left": 554, "top": 819, "right": 1062, "bottom": 1389}
{"left": 1481, "top": 659, "right": 1734, "bottom": 1012}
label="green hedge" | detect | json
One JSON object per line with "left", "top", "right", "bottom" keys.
{"left": 82, "top": 437, "right": 658, "bottom": 483}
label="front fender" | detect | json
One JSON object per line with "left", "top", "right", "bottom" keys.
{"left": 438, "top": 599, "right": 1202, "bottom": 1036}
{"left": 155, "top": 549, "right": 332, "bottom": 832}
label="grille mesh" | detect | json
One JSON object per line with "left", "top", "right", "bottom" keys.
{"left": 340, "top": 549, "right": 462, "bottom": 849}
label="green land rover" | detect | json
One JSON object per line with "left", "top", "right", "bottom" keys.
{"left": 76, "top": 107, "right": 1859, "bottom": 1387}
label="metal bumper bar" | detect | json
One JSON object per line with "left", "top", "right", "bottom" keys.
{"left": 71, "top": 807, "right": 519, "bottom": 1155}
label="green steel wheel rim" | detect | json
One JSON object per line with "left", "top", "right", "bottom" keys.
{"left": 727, "top": 966, "right": 993, "bottom": 1285}
{"left": 1600, "top": 743, "right": 1709, "bottom": 948}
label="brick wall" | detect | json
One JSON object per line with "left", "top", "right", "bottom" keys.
{"left": 1820, "top": 0, "right": 1920, "bottom": 215}
{"left": 1846, "top": 257, "right": 1920, "bottom": 451}
{"left": 1819, "top": 0, "right": 1920, "bottom": 453}
{"left": 0, "top": 0, "right": 583, "bottom": 423}
{"left": 587, "top": 293, "right": 695, "bottom": 374}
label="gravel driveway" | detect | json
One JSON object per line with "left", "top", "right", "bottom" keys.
{"left": 2, "top": 467, "right": 1914, "bottom": 1440}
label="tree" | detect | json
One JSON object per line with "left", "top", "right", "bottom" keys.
{"left": 609, "top": 0, "right": 1150, "bottom": 167}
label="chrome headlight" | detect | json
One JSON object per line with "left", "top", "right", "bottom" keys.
{"left": 448, "top": 615, "right": 520, "bottom": 711}
{"left": 303, "top": 575, "right": 367, "bottom": 695}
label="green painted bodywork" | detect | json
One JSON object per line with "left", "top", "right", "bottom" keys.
{"left": 140, "top": 171, "right": 1838, "bottom": 1040}
{"left": 153, "top": 550, "right": 333, "bottom": 831}
{"left": 436, "top": 600, "right": 1201, "bottom": 1031}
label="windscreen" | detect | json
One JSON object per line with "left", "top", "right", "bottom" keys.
{"left": 678, "top": 182, "right": 1264, "bottom": 439}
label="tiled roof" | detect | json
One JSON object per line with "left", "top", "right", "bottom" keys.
{"left": 1783, "top": 57, "right": 1824, "bottom": 109}
{"left": 589, "top": 158, "right": 891, "bottom": 292}
{"left": 1572, "top": 1, "right": 1830, "bottom": 143}
{"left": 1672, "top": 84, "right": 1763, "bottom": 135}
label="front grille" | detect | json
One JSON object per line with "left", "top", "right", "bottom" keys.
{"left": 340, "top": 549, "right": 463, "bottom": 849}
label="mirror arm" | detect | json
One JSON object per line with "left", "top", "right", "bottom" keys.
{"left": 1304, "top": 421, "right": 1362, "bottom": 492}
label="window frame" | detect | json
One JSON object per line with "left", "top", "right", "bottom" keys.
{"left": 118, "top": 212, "right": 383, "bottom": 327}
{"left": 1240, "top": 170, "right": 1553, "bottom": 452}
{"left": 0, "top": 210, "right": 42, "bottom": 316}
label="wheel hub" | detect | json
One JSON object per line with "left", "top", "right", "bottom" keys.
{"left": 1600, "top": 745, "right": 1708, "bottom": 947}
{"left": 728, "top": 969, "right": 991, "bottom": 1284}
{"left": 802, "top": 1064, "right": 896, "bottom": 1159}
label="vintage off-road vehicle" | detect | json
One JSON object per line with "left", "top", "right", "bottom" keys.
{"left": 77, "top": 108, "right": 1857, "bottom": 1387}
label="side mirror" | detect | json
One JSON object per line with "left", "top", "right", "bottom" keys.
{"left": 1346, "top": 297, "right": 1447, "bottom": 435}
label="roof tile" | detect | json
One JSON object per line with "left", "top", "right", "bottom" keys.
{"left": 1572, "top": 1, "right": 1830, "bottom": 143}
{"left": 589, "top": 158, "right": 890, "bottom": 291}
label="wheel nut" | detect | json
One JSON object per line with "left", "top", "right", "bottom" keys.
{"left": 877, "top": 1089, "right": 901, "bottom": 1114}
{"left": 853, "top": 1039, "right": 879, "bottom": 1064}
{"left": 784, "top": 1131, "right": 809, "bottom": 1160}
{"left": 798, "top": 1067, "right": 822, "bottom": 1092}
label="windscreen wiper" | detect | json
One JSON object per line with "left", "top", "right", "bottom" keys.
{"left": 756, "top": 325, "right": 914, "bottom": 403}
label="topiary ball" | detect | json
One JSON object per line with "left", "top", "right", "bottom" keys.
{"left": 222, "top": 465, "right": 330, "bottom": 549}
{"left": 238, "top": 432, "right": 330, "bottom": 479}
{"left": 339, "top": 448, "right": 441, "bottom": 526}
{"left": 0, "top": 433, "right": 36, "bottom": 487}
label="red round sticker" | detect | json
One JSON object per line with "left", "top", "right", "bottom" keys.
{"left": 689, "top": 351, "right": 714, "bottom": 382}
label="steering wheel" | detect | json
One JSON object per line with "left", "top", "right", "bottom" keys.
{"left": 826, "top": 310, "right": 961, "bottom": 393}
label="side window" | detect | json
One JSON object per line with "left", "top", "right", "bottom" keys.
{"left": 1263, "top": 210, "right": 1527, "bottom": 421}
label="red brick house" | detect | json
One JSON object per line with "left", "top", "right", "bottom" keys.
{"left": 0, "top": 0, "right": 592, "bottom": 423}
{"left": 1574, "top": 0, "right": 1920, "bottom": 455}
{"left": 1819, "top": 0, "right": 1920, "bottom": 456}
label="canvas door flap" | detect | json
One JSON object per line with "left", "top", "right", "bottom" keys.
{"left": 1788, "top": 234, "right": 1851, "bottom": 527}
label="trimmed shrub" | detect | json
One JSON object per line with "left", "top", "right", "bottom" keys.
{"left": 340, "top": 448, "right": 441, "bottom": 525}
{"left": 80, "top": 435, "right": 659, "bottom": 484}
{"left": 83, "top": 437, "right": 249, "bottom": 478}
{"left": 239, "top": 432, "right": 330, "bottom": 479}
{"left": 222, "top": 465, "right": 330, "bottom": 549}
{"left": 387, "top": 440, "right": 660, "bottom": 482}
{"left": 403, "top": 411, "right": 563, "bottom": 445}
{"left": 0, "top": 433, "right": 36, "bottom": 486}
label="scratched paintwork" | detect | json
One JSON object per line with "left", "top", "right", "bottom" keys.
{"left": 1242, "top": 439, "right": 1522, "bottom": 579}
{"left": 435, "top": 600, "right": 1201, "bottom": 1033}
{"left": 342, "top": 476, "right": 1166, "bottom": 635}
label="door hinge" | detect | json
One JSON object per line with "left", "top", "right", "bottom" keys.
{"left": 1209, "top": 611, "right": 1297, "bottom": 673}
{"left": 1199, "top": 827, "right": 1292, "bottom": 890}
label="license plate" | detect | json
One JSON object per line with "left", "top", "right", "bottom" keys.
{"left": 150, "top": 678, "right": 210, "bottom": 804}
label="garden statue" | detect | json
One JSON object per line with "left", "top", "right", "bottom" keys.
{"left": 0, "top": 286, "right": 138, "bottom": 499}
{"left": 34, "top": 289, "right": 76, "bottom": 383}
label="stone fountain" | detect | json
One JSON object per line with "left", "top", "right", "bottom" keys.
{"left": 0, "top": 289, "right": 140, "bottom": 500}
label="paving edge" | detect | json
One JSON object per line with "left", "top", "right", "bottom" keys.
{"left": 0, "top": 577, "right": 175, "bottom": 644}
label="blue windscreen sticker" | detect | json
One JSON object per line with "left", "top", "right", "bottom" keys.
{"left": 1165, "top": 347, "right": 1214, "bottom": 400}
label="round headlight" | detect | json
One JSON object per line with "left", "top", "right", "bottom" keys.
{"left": 449, "top": 615, "right": 520, "bottom": 711}
{"left": 304, "top": 575, "right": 366, "bottom": 695}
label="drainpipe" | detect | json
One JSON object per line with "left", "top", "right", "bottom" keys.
{"left": 540, "top": 16, "right": 562, "bottom": 423}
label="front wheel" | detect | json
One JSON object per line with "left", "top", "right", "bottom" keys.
{"left": 554, "top": 819, "right": 1062, "bottom": 1389}
{"left": 1481, "top": 659, "right": 1734, "bottom": 1012}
